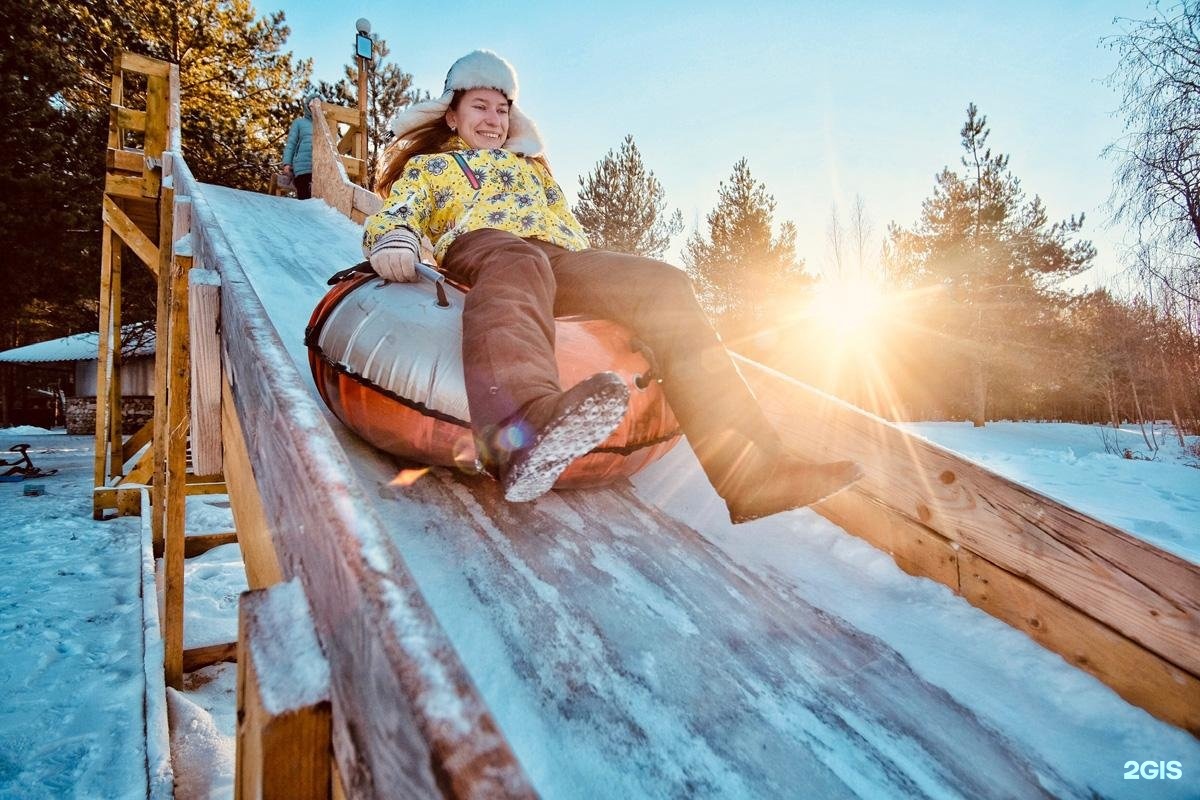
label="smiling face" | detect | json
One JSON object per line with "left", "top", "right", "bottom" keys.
{"left": 445, "top": 88, "right": 511, "bottom": 150}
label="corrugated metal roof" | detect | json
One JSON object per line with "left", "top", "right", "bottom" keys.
{"left": 0, "top": 325, "right": 156, "bottom": 364}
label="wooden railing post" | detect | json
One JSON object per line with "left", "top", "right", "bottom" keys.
{"left": 236, "top": 579, "right": 331, "bottom": 800}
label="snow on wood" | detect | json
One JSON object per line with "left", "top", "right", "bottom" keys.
{"left": 172, "top": 158, "right": 534, "bottom": 797}
{"left": 241, "top": 579, "right": 329, "bottom": 715}
{"left": 140, "top": 489, "right": 174, "bottom": 800}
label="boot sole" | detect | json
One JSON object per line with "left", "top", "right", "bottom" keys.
{"left": 502, "top": 380, "right": 629, "bottom": 502}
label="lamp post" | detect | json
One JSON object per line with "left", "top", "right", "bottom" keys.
{"left": 354, "top": 18, "right": 373, "bottom": 187}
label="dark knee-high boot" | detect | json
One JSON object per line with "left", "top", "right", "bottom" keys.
{"left": 630, "top": 270, "right": 862, "bottom": 523}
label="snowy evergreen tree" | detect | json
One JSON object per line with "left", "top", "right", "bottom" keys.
{"left": 573, "top": 134, "right": 683, "bottom": 259}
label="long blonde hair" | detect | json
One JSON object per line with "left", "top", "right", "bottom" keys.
{"left": 376, "top": 91, "right": 552, "bottom": 197}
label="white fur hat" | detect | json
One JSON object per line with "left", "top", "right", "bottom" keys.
{"left": 387, "top": 50, "right": 545, "bottom": 156}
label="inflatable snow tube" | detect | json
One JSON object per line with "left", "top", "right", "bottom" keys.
{"left": 305, "top": 268, "right": 681, "bottom": 488}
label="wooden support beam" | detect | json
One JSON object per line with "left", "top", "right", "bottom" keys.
{"left": 236, "top": 580, "right": 332, "bottom": 800}
{"left": 112, "top": 105, "right": 148, "bottom": 133}
{"left": 817, "top": 488, "right": 961, "bottom": 590}
{"left": 143, "top": 75, "right": 168, "bottom": 197}
{"left": 183, "top": 641, "right": 238, "bottom": 672}
{"left": 93, "top": 224, "right": 117, "bottom": 517}
{"left": 122, "top": 418, "right": 154, "bottom": 466}
{"left": 340, "top": 155, "right": 363, "bottom": 180}
{"left": 102, "top": 196, "right": 160, "bottom": 272}
{"left": 185, "top": 531, "right": 238, "bottom": 558}
{"left": 739, "top": 357, "right": 1200, "bottom": 679}
{"left": 118, "top": 50, "right": 172, "bottom": 78}
{"left": 222, "top": 378, "right": 283, "bottom": 591}
{"left": 106, "top": 174, "right": 151, "bottom": 201}
{"left": 107, "top": 243, "right": 124, "bottom": 482}
{"left": 176, "top": 146, "right": 532, "bottom": 797}
{"left": 322, "top": 104, "right": 360, "bottom": 127}
{"left": 121, "top": 445, "right": 154, "bottom": 486}
{"left": 108, "top": 54, "right": 124, "bottom": 149}
{"left": 161, "top": 181, "right": 188, "bottom": 690}
{"left": 107, "top": 147, "right": 146, "bottom": 173}
{"left": 93, "top": 485, "right": 143, "bottom": 516}
{"left": 960, "top": 551, "right": 1200, "bottom": 735}
{"left": 189, "top": 268, "right": 223, "bottom": 477}
{"left": 185, "top": 479, "right": 228, "bottom": 495}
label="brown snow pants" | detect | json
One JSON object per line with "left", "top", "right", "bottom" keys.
{"left": 440, "top": 228, "right": 783, "bottom": 491}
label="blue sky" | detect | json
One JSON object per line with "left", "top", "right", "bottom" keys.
{"left": 271, "top": 0, "right": 1147, "bottom": 289}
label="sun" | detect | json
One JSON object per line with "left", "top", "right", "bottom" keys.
{"left": 807, "top": 275, "right": 892, "bottom": 349}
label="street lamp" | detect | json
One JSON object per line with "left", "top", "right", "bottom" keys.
{"left": 354, "top": 18, "right": 373, "bottom": 187}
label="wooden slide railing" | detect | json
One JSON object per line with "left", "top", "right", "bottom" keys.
{"left": 95, "top": 50, "right": 1197, "bottom": 800}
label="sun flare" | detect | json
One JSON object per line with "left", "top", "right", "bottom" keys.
{"left": 807, "top": 275, "right": 891, "bottom": 348}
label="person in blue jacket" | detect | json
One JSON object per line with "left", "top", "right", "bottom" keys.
{"left": 281, "top": 91, "right": 316, "bottom": 199}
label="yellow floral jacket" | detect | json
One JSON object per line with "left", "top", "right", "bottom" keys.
{"left": 362, "top": 136, "right": 589, "bottom": 262}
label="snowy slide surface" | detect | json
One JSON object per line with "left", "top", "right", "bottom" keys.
{"left": 196, "top": 183, "right": 1197, "bottom": 799}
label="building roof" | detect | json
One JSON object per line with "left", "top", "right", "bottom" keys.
{"left": 0, "top": 325, "right": 156, "bottom": 364}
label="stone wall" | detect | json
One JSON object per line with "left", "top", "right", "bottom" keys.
{"left": 66, "top": 397, "right": 154, "bottom": 435}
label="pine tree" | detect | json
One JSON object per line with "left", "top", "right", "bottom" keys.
{"left": 886, "top": 104, "right": 1095, "bottom": 425}
{"left": 56, "top": 0, "right": 313, "bottom": 190}
{"left": 682, "top": 158, "right": 806, "bottom": 333}
{"left": 573, "top": 134, "right": 683, "bottom": 258}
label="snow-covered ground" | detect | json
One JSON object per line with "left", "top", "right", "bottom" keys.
{"left": 0, "top": 429, "right": 243, "bottom": 800}
{"left": 903, "top": 420, "right": 1200, "bottom": 564}
{"left": 0, "top": 422, "right": 1196, "bottom": 799}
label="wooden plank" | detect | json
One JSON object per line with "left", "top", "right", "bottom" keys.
{"left": 322, "top": 104, "right": 360, "bottom": 126}
{"left": 107, "top": 147, "right": 146, "bottom": 173}
{"left": 122, "top": 418, "right": 154, "bottom": 466}
{"left": 118, "top": 50, "right": 171, "bottom": 78}
{"left": 189, "top": 268, "right": 223, "bottom": 476}
{"left": 960, "top": 551, "right": 1200, "bottom": 735}
{"left": 340, "top": 155, "right": 363, "bottom": 180}
{"left": 236, "top": 581, "right": 331, "bottom": 800}
{"left": 108, "top": 54, "right": 123, "bottom": 149}
{"left": 739, "top": 356, "right": 1200, "bottom": 677}
{"left": 102, "top": 196, "right": 160, "bottom": 270}
{"left": 93, "top": 224, "right": 116, "bottom": 517}
{"left": 121, "top": 445, "right": 155, "bottom": 486}
{"left": 107, "top": 242, "right": 124, "bottom": 481}
{"left": 221, "top": 377, "right": 283, "bottom": 591}
{"left": 352, "top": 185, "right": 381, "bottom": 219}
{"left": 183, "top": 641, "right": 238, "bottom": 672}
{"left": 185, "top": 531, "right": 238, "bottom": 558}
{"left": 106, "top": 174, "right": 150, "bottom": 201}
{"left": 310, "top": 105, "right": 354, "bottom": 216}
{"left": 185, "top": 478, "right": 228, "bottom": 494}
{"left": 113, "top": 105, "right": 148, "bottom": 133}
{"left": 170, "top": 155, "right": 533, "bottom": 798}
{"left": 817, "top": 488, "right": 961, "bottom": 590}
{"left": 162, "top": 183, "right": 186, "bottom": 690}
{"left": 143, "top": 74, "right": 168, "bottom": 196}
{"left": 167, "top": 63, "right": 181, "bottom": 152}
